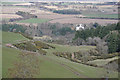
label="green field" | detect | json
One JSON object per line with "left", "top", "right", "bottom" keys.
{"left": 16, "top": 18, "right": 49, "bottom": 23}
{"left": 2, "top": 31, "right": 28, "bottom": 77}
{"left": 44, "top": 44, "right": 118, "bottom": 78}
{"left": 2, "top": 31, "right": 118, "bottom": 78}
{"left": 83, "top": 14, "right": 118, "bottom": 19}
{"left": 2, "top": 31, "right": 28, "bottom": 45}
{"left": 87, "top": 57, "right": 119, "bottom": 66}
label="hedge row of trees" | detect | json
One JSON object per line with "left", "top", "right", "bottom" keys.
{"left": 9, "top": 11, "right": 37, "bottom": 22}
{"left": 74, "top": 22, "right": 120, "bottom": 53}
{"left": 16, "top": 11, "right": 37, "bottom": 18}
{"left": 53, "top": 9, "right": 81, "bottom": 14}
{"left": 53, "top": 50, "right": 119, "bottom": 67}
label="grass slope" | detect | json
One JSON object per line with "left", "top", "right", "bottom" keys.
{"left": 2, "top": 31, "right": 118, "bottom": 78}
{"left": 2, "top": 32, "right": 78, "bottom": 78}
{"left": 48, "top": 43, "right": 95, "bottom": 53}
{"left": 2, "top": 31, "right": 28, "bottom": 77}
{"left": 16, "top": 18, "right": 49, "bottom": 23}
{"left": 45, "top": 43, "right": 118, "bottom": 78}
{"left": 2, "top": 31, "right": 28, "bottom": 45}
{"left": 87, "top": 56, "right": 119, "bottom": 66}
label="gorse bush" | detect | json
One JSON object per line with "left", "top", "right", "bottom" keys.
{"left": 13, "top": 41, "right": 55, "bottom": 55}
{"left": 34, "top": 41, "right": 55, "bottom": 49}
{"left": 13, "top": 41, "right": 37, "bottom": 52}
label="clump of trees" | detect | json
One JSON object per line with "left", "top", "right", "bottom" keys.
{"left": 9, "top": 11, "right": 37, "bottom": 22}
{"left": 2, "top": 24, "right": 26, "bottom": 33}
{"left": 52, "top": 27, "right": 74, "bottom": 36}
{"left": 53, "top": 9, "right": 81, "bottom": 14}
{"left": 74, "top": 22, "right": 120, "bottom": 53}
{"left": 16, "top": 11, "right": 37, "bottom": 19}
{"left": 8, "top": 52, "right": 40, "bottom": 78}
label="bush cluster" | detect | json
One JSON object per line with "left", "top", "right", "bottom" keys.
{"left": 53, "top": 9, "right": 81, "bottom": 14}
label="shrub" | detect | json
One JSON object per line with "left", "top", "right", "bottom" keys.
{"left": 13, "top": 41, "right": 37, "bottom": 52}
{"left": 34, "top": 41, "right": 54, "bottom": 49}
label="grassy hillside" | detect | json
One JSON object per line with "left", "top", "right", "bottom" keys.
{"left": 44, "top": 44, "right": 118, "bottom": 78}
{"left": 48, "top": 43, "right": 95, "bottom": 53}
{"left": 2, "top": 31, "right": 28, "bottom": 45}
{"left": 2, "top": 31, "right": 28, "bottom": 77}
{"left": 2, "top": 31, "right": 118, "bottom": 78}
{"left": 16, "top": 18, "right": 49, "bottom": 23}
{"left": 2, "top": 32, "right": 78, "bottom": 78}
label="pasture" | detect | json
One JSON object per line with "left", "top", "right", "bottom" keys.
{"left": 2, "top": 32, "right": 78, "bottom": 78}
{"left": 2, "top": 31, "right": 28, "bottom": 45}
{"left": 87, "top": 57, "right": 119, "bottom": 66}
{"left": 83, "top": 14, "right": 118, "bottom": 19}
{"left": 16, "top": 18, "right": 49, "bottom": 23}
{"left": 44, "top": 43, "right": 118, "bottom": 78}
{"left": 2, "top": 31, "right": 118, "bottom": 78}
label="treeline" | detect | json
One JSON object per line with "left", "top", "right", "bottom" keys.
{"left": 16, "top": 11, "right": 37, "bottom": 18}
{"left": 2, "top": 24, "right": 26, "bottom": 33}
{"left": 9, "top": 11, "right": 37, "bottom": 22}
{"left": 52, "top": 27, "right": 74, "bottom": 36}
{"left": 74, "top": 22, "right": 120, "bottom": 53}
{"left": 53, "top": 9, "right": 81, "bottom": 14}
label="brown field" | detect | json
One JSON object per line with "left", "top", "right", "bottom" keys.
{"left": 1, "top": 14, "right": 22, "bottom": 19}
{"left": 49, "top": 17, "right": 118, "bottom": 25}
{"left": 8, "top": 22, "right": 38, "bottom": 26}
{"left": 2, "top": 5, "right": 118, "bottom": 26}
{"left": 37, "top": 13, "right": 76, "bottom": 19}
{"left": 1, "top": 6, "right": 40, "bottom": 14}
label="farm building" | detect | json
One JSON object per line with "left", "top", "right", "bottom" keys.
{"left": 75, "top": 24, "right": 85, "bottom": 31}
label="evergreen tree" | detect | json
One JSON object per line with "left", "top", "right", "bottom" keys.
{"left": 106, "top": 31, "right": 119, "bottom": 53}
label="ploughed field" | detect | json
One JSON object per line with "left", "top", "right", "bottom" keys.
{"left": 1, "top": 5, "right": 118, "bottom": 25}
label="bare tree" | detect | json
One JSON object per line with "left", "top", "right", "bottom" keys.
{"left": 96, "top": 40, "right": 108, "bottom": 54}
